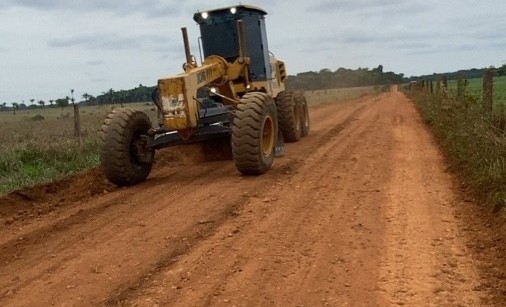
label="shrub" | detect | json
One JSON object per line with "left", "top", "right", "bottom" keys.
{"left": 409, "top": 90, "right": 506, "bottom": 212}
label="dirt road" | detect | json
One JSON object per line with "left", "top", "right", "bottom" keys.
{"left": 0, "top": 90, "right": 503, "bottom": 306}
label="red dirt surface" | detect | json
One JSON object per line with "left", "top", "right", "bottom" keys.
{"left": 0, "top": 90, "right": 504, "bottom": 306}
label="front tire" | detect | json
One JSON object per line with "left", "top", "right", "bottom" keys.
{"left": 232, "top": 92, "right": 277, "bottom": 175}
{"left": 100, "top": 108, "right": 154, "bottom": 186}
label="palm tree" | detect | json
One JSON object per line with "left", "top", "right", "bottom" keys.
{"left": 12, "top": 103, "right": 18, "bottom": 115}
{"left": 82, "top": 93, "right": 90, "bottom": 103}
{"left": 38, "top": 100, "right": 45, "bottom": 109}
{"left": 1, "top": 102, "right": 6, "bottom": 112}
{"left": 29, "top": 99, "right": 35, "bottom": 106}
{"left": 49, "top": 99, "right": 54, "bottom": 107}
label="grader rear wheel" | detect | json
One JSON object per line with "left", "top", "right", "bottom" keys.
{"left": 232, "top": 92, "right": 277, "bottom": 175}
{"left": 295, "top": 92, "right": 310, "bottom": 137}
{"left": 100, "top": 108, "right": 154, "bottom": 186}
{"left": 275, "top": 90, "right": 302, "bottom": 142}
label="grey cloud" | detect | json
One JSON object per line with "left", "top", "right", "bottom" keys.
{"left": 491, "top": 41, "right": 506, "bottom": 49}
{"left": 91, "top": 78, "right": 109, "bottom": 83}
{"left": 406, "top": 50, "right": 438, "bottom": 56}
{"left": 468, "top": 30, "right": 506, "bottom": 41}
{"left": 48, "top": 33, "right": 176, "bottom": 51}
{"left": 293, "top": 28, "right": 442, "bottom": 57}
{"left": 324, "top": 28, "right": 437, "bottom": 45}
{"left": 393, "top": 42, "right": 432, "bottom": 50}
{"left": 308, "top": 0, "right": 430, "bottom": 20}
{"left": 308, "top": 0, "right": 403, "bottom": 13}
{"left": 49, "top": 34, "right": 139, "bottom": 50}
{"left": 87, "top": 60, "right": 104, "bottom": 66}
{"left": 1, "top": 0, "right": 181, "bottom": 18}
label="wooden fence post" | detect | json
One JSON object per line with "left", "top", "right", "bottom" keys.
{"left": 483, "top": 69, "right": 494, "bottom": 114}
{"left": 436, "top": 77, "right": 441, "bottom": 96}
{"left": 442, "top": 76, "right": 448, "bottom": 90}
{"left": 457, "top": 75, "right": 465, "bottom": 101}
{"left": 429, "top": 80, "right": 434, "bottom": 95}
{"left": 74, "top": 103, "right": 81, "bottom": 144}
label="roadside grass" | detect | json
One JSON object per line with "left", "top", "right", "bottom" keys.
{"left": 408, "top": 89, "right": 506, "bottom": 212}
{"left": 0, "top": 139, "right": 100, "bottom": 194}
{"left": 0, "top": 103, "right": 158, "bottom": 195}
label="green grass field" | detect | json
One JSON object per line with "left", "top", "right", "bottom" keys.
{"left": 0, "top": 103, "right": 158, "bottom": 195}
{"left": 447, "top": 76, "right": 506, "bottom": 107}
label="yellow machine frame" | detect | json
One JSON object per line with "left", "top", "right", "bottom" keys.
{"left": 157, "top": 21, "right": 287, "bottom": 133}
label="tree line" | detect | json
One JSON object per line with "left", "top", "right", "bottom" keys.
{"left": 79, "top": 84, "right": 155, "bottom": 106}
{"left": 285, "top": 65, "right": 405, "bottom": 91}
{"left": 1, "top": 84, "right": 155, "bottom": 113}
{"left": 406, "top": 64, "right": 506, "bottom": 82}
{"left": 4, "top": 64, "right": 501, "bottom": 114}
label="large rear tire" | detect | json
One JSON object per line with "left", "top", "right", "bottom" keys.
{"left": 295, "top": 92, "right": 310, "bottom": 137}
{"left": 232, "top": 92, "right": 277, "bottom": 175}
{"left": 100, "top": 108, "right": 154, "bottom": 186}
{"left": 275, "top": 90, "right": 302, "bottom": 142}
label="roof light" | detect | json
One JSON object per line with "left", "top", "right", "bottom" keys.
{"left": 230, "top": 7, "right": 237, "bottom": 14}
{"left": 201, "top": 12, "right": 208, "bottom": 19}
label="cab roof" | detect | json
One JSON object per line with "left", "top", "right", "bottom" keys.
{"left": 193, "top": 5, "right": 267, "bottom": 23}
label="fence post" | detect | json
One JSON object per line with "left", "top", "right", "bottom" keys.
{"left": 442, "top": 76, "right": 448, "bottom": 90}
{"left": 429, "top": 80, "right": 434, "bottom": 95}
{"left": 483, "top": 69, "right": 494, "bottom": 115}
{"left": 74, "top": 103, "right": 81, "bottom": 144}
{"left": 436, "top": 77, "right": 441, "bottom": 96}
{"left": 457, "top": 74, "right": 465, "bottom": 101}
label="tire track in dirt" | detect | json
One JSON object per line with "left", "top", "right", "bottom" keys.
{"left": 121, "top": 94, "right": 393, "bottom": 307}
{"left": 104, "top": 97, "right": 375, "bottom": 306}
{"left": 375, "top": 91, "right": 484, "bottom": 306}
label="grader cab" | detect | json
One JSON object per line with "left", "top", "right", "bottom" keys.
{"left": 100, "top": 5, "right": 310, "bottom": 186}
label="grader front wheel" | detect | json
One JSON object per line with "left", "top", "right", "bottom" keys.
{"left": 100, "top": 108, "right": 154, "bottom": 186}
{"left": 232, "top": 92, "right": 278, "bottom": 175}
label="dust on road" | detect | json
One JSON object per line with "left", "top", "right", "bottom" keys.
{"left": 0, "top": 90, "right": 503, "bottom": 306}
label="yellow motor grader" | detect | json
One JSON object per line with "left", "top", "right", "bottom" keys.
{"left": 100, "top": 5, "right": 310, "bottom": 186}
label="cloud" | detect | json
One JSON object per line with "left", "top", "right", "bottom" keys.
{"left": 308, "top": 0, "right": 403, "bottom": 13}
{"left": 48, "top": 33, "right": 174, "bottom": 51}
{"left": 87, "top": 59, "right": 104, "bottom": 66}
{"left": 312, "top": 26, "right": 437, "bottom": 47}
{"left": 392, "top": 42, "right": 432, "bottom": 50}
{"left": 91, "top": 77, "right": 109, "bottom": 83}
{"left": 0, "top": 0, "right": 181, "bottom": 18}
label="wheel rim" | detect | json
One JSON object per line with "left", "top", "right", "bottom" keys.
{"left": 261, "top": 116, "right": 275, "bottom": 157}
{"left": 129, "top": 128, "right": 152, "bottom": 166}
{"left": 130, "top": 131, "right": 144, "bottom": 164}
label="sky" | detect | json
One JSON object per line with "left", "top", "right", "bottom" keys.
{"left": 0, "top": 0, "right": 505, "bottom": 105}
